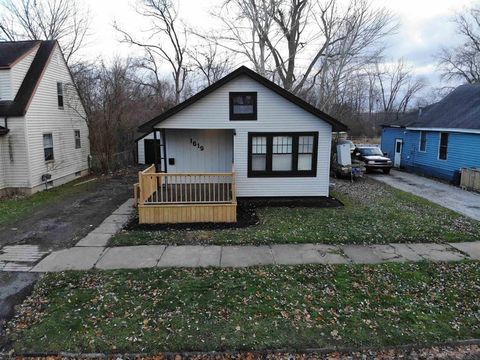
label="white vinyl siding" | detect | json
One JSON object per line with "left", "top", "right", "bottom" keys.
{"left": 24, "top": 45, "right": 89, "bottom": 188}
{"left": 154, "top": 75, "right": 333, "bottom": 197}
{"left": 10, "top": 46, "right": 38, "bottom": 98}
{"left": 0, "top": 70, "right": 12, "bottom": 100}
{"left": 165, "top": 129, "right": 233, "bottom": 173}
{"left": 0, "top": 117, "right": 31, "bottom": 190}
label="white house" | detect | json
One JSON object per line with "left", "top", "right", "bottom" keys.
{"left": 0, "top": 40, "right": 90, "bottom": 196}
{"left": 135, "top": 66, "right": 346, "bottom": 224}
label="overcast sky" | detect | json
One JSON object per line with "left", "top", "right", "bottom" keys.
{"left": 81, "top": 0, "right": 476, "bottom": 89}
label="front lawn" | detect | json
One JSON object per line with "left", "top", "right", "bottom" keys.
{"left": 5, "top": 262, "right": 480, "bottom": 353}
{"left": 110, "top": 179, "right": 480, "bottom": 246}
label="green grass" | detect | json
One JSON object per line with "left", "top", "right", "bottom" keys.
{"left": 110, "top": 179, "right": 480, "bottom": 246}
{"left": 6, "top": 262, "right": 480, "bottom": 353}
{"left": 0, "top": 177, "right": 96, "bottom": 227}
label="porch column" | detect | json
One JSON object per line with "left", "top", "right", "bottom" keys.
{"left": 153, "top": 129, "right": 159, "bottom": 172}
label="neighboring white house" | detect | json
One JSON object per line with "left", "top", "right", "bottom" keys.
{"left": 137, "top": 66, "right": 347, "bottom": 199}
{"left": 0, "top": 40, "right": 90, "bottom": 196}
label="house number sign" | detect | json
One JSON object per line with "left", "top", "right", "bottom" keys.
{"left": 190, "top": 138, "right": 205, "bottom": 151}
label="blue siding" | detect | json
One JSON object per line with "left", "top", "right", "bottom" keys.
{"left": 381, "top": 127, "right": 480, "bottom": 182}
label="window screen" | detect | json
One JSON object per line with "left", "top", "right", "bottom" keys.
{"left": 230, "top": 92, "right": 257, "bottom": 120}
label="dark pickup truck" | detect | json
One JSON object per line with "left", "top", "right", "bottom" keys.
{"left": 354, "top": 146, "right": 393, "bottom": 174}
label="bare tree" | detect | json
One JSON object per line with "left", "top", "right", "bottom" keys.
{"left": 71, "top": 58, "right": 175, "bottom": 171}
{"left": 0, "top": 0, "right": 90, "bottom": 64}
{"left": 115, "top": 0, "right": 188, "bottom": 104}
{"left": 438, "top": 6, "right": 480, "bottom": 84}
{"left": 210, "top": 0, "right": 395, "bottom": 95}
{"left": 188, "top": 42, "right": 233, "bottom": 88}
{"left": 374, "top": 59, "right": 425, "bottom": 115}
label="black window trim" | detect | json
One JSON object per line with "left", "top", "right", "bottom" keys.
{"left": 248, "top": 132, "right": 318, "bottom": 178}
{"left": 229, "top": 92, "right": 257, "bottom": 121}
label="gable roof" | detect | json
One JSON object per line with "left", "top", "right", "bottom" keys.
{"left": 0, "top": 40, "right": 40, "bottom": 69}
{"left": 138, "top": 66, "right": 347, "bottom": 133}
{"left": 386, "top": 84, "right": 480, "bottom": 131}
{"left": 0, "top": 40, "right": 57, "bottom": 117}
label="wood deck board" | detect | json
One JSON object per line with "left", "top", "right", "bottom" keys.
{"left": 138, "top": 203, "right": 237, "bottom": 224}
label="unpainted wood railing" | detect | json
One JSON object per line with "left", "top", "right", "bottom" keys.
{"left": 137, "top": 167, "right": 236, "bottom": 205}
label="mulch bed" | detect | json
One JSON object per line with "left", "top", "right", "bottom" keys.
{"left": 126, "top": 197, "right": 343, "bottom": 232}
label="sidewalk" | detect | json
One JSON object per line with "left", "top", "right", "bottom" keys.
{"left": 28, "top": 241, "right": 480, "bottom": 272}
{"left": 371, "top": 170, "right": 480, "bottom": 221}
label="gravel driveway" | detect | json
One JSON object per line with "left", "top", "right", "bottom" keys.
{"left": 370, "top": 170, "right": 480, "bottom": 221}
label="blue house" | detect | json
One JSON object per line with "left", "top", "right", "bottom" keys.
{"left": 381, "top": 84, "right": 480, "bottom": 183}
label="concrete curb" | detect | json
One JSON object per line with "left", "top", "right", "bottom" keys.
{"left": 3, "top": 338, "right": 480, "bottom": 358}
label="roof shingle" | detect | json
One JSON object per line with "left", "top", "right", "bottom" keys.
{"left": 0, "top": 40, "right": 40, "bottom": 68}
{"left": 0, "top": 40, "right": 56, "bottom": 117}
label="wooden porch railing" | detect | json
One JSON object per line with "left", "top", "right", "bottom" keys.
{"left": 137, "top": 166, "right": 236, "bottom": 205}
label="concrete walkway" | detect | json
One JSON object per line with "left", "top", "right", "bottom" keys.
{"left": 371, "top": 170, "right": 480, "bottom": 221}
{"left": 24, "top": 241, "right": 480, "bottom": 272}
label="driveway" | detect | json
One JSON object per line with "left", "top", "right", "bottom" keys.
{"left": 0, "top": 169, "right": 137, "bottom": 346}
{"left": 370, "top": 170, "right": 480, "bottom": 221}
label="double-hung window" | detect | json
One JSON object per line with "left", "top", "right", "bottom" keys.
{"left": 439, "top": 132, "right": 449, "bottom": 160}
{"left": 43, "top": 133, "right": 54, "bottom": 161}
{"left": 74, "top": 130, "right": 81, "bottom": 149}
{"left": 248, "top": 132, "right": 318, "bottom": 177}
{"left": 57, "top": 82, "right": 64, "bottom": 108}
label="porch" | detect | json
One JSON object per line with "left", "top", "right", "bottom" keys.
{"left": 135, "top": 165, "right": 237, "bottom": 224}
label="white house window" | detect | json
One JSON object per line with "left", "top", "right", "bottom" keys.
{"left": 74, "top": 130, "right": 81, "bottom": 149}
{"left": 248, "top": 132, "right": 318, "bottom": 177}
{"left": 272, "top": 136, "right": 293, "bottom": 171}
{"left": 419, "top": 131, "right": 427, "bottom": 152}
{"left": 251, "top": 136, "right": 267, "bottom": 171}
{"left": 57, "top": 82, "right": 64, "bottom": 108}
{"left": 298, "top": 135, "right": 314, "bottom": 171}
{"left": 229, "top": 92, "right": 257, "bottom": 120}
{"left": 43, "top": 133, "right": 54, "bottom": 161}
{"left": 439, "top": 132, "right": 449, "bottom": 160}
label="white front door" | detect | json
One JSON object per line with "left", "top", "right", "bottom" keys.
{"left": 394, "top": 139, "right": 403, "bottom": 168}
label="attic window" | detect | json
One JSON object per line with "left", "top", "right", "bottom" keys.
{"left": 57, "top": 82, "right": 64, "bottom": 108}
{"left": 230, "top": 92, "right": 257, "bottom": 120}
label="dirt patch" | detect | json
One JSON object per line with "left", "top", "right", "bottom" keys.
{"left": 0, "top": 272, "right": 39, "bottom": 350}
{"left": 0, "top": 169, "right": 138, "bottom": 252}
